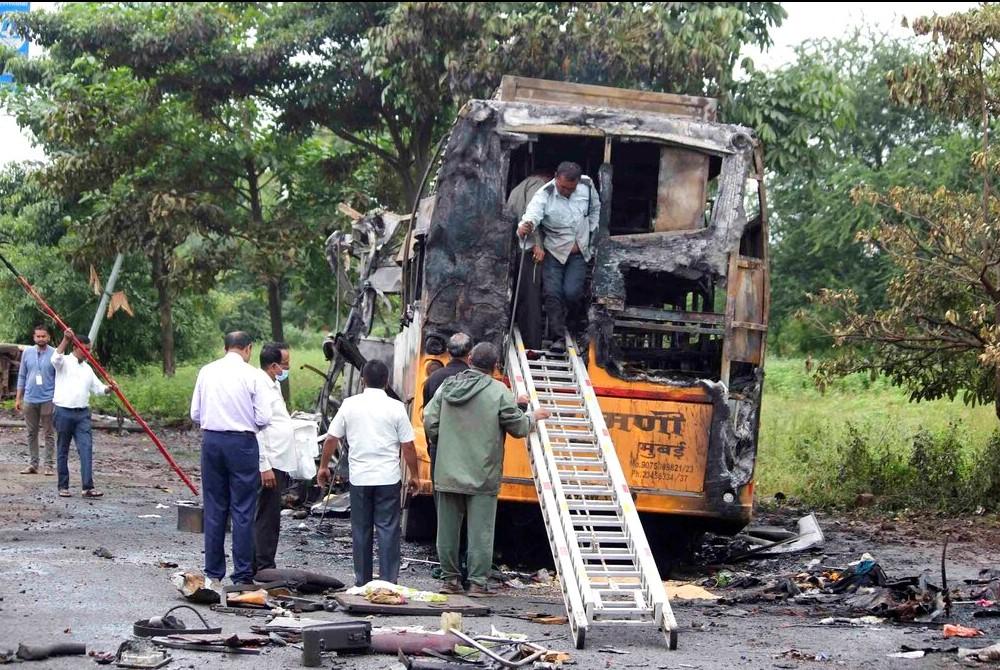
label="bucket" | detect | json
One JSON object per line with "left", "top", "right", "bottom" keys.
{"left": 176, "top": 501, "right": 204, "bottom": 533}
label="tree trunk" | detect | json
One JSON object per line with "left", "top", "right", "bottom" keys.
{"left": 151, "top": 244, "right": 176, "bottom": 377}
{"left": 267, "top": 276, "right": 290, "bottom": 401}
{"left": 247, "top": 157, "right": 289, "bottom": 400}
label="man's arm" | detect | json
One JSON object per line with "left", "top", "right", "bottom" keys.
{"left": 317, "top": 435, "right": 339, "bottom": 488}
{"left": 89, "top": 369, "right": 108, "bottom": 396}
{"left": 258, "top": 430, "right": 276, "bottom": 488}
{"left": 400, "top": 440, "right": 418, "bottom": 492}
{"left": 422, "top": 390, "right": 442, "bottom": 444}
{"left": 250, "top": 372, "right": 273, "bottom": 429}
{"left": 56, "top": 329, "right": 72, "bottom": 355}
{"left": 14, "top": 351, "right": 27, "bottom": 412}
{"left": 499, "top": 388, "right": 550, "bottom": 438}
{"left": 518, "top": 187, "right": 548, "bottom": 237}
{"left": 190, "top": 370, "right": 203, "bottom": 424}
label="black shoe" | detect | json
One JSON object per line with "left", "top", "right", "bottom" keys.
{"left": 549, "top": 338, "right": 566, "bottom": 354}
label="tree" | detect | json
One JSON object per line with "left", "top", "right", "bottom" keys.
{"left": 814, "top": 6, "right": 1000, "bottom": 419}
{"left": 735, "top": 33, "right": 972, "bottom": 353}
{"left": 267, "top": 2, "right": 785, "bottom": 210}
{"left": 1, "top": 3, "right": 345, "bottom": 371}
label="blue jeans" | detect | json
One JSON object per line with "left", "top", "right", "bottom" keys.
{"left": 542, "top": 252, "right": 588, "bottom": 338}
{"left": 350, "top": 482, "right": 402, "bottom": 587}
{"left": 201, "top": 431, "right": 260, "bottom": 584}
{"left": 54, "top": 406, "right": 94, "bottom": 491}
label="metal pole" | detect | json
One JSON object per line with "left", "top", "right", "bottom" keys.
{"left": 88, "top": 253, "right": 124, "bottom": 345}
{"left": 0, "top": 249, "right": 199, "bottom": 496}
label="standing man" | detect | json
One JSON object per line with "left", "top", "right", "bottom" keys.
{"left": 318, "top": 360, "right": 418, "bottom": 587}
{"left": 15, "top": 324, "right": 56, "bottom": 475}
{"left": 190, "top": 331, "right": 272, "bottom": 586}
{"left": 421, "top": 332, "right": 472, "bottom": 479}
{"left": 253, "top": 342, "right": 296, "bottom": 575}
{"left": 52, "top": 329, "right": 109, "bottom": 498}
{"left": 423, "top": 342, "right": 549, "bottom": 595}
{"left": 507, "top": 169, "right": 553, "bottom": 349}
{"left": 517, "top": 161, "right": 601, "bottom": 353}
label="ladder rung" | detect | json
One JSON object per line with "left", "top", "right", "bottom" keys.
{"left": 546, "top": 417, "right": 591, "bottom": 426}
{"left": 561, "top": 485, "right": 613, "bottom": 495}
{"left": 554, "top": 458, "right": 603, "bottom": 467}
{"left": 537, "top": 392, "right": 582, "bottom": 400}
{"left": 580, "top": 549, "right": 635, "bottom": 560}
{"left": 566, "top": 501, "right": 619, "bottom": 511}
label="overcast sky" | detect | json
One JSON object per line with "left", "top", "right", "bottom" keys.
{"left": 0, "top": 2, "right": 979, "bottom": 167}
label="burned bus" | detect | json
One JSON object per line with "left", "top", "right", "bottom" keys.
{"left": 383, "top": 76, "right": 769, "bottom": 556}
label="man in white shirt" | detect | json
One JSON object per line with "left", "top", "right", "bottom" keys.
{"left": 318, "top": 360, "right": 418, "bottom": 586}
{"left": 51, "top": 329, "right": 109, "bottom": 498}
{"left": 517, "top": 161, "right": 601, "bottom": 353}
{"left": 253, "top": 342, "right": 296, "bottom": 574}
{"left": 190, "top": 331, "right": 273, "bottom": 586}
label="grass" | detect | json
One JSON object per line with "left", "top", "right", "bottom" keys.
{"left": 85, "top": 343, "right": 331, "bottom": 422}
{"left": 757, "top": 358, "right": 999, "bottom": 509}
{"left": 6, "top": 345, "right": 997, "bottom": 511}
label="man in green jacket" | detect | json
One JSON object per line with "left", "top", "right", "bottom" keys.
{"left": 423, "top": 342, "right": 550, "bottom": 596}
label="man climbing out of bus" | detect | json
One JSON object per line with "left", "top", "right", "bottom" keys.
{"left": 516, "top": 161, "right": 601, "bottom": 354}
{"left": 423, "top": 342, "right": 550, "bottom": 596}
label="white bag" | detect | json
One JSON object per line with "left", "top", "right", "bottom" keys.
{"left": 290, "top": 419, "right": 319, "bottom": 481}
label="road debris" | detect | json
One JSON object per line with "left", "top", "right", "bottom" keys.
{"left": 171, "top": 570, "right": 221, "bottom": 605}
{"left": 958, "top": 643, "right": 1000, "bottom": 662}
{"left": 93, "top": 546, "right": 114, "bottom": 559}
{"left": 942, "top": 623, "right": 983, "bottom": 638}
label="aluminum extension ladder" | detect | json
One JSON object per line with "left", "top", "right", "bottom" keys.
{"left": 505, "top": 327, "right": 678, "bottom": 649}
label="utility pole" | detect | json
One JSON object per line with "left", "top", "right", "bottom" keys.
{"left": 88, "top": 253, "right": 124, "bottom": 345}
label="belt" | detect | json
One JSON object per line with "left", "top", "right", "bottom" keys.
{"left": 204, "top": 429, "right": 256, "bottom": 437}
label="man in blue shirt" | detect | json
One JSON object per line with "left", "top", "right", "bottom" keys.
{"left": 15, "top": 324, "right": 57, "bottom": 475}
{"left": 516, "top": 161, "right": 601, "bottom": 353}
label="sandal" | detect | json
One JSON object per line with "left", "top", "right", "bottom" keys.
{"left": 58, "top": 489, "right": 71, "bottom": 497}
{"left": 82, "top": 489, "right": 104, "bottom": 498}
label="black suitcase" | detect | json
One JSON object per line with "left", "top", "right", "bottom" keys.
{"left": 302, "top": 621, "right": 371, "bottom": 666}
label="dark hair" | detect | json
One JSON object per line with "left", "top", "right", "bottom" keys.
{"left": 446, "top": 332, "right": 473, "bottom": 358}
{"left": 32, "top": 323, "right": 49, "bottom": 335}
{"left": 70, "top": 334, "right": 91, "bottom": 353}
{"left": 362, "top": 359, "right": 389, "bottom": 389}
{"left": 470, "top": 342, "right": 499, "bottom": 372}
{"left": 259, "top": 343, "right": 284, "bottom": 369}
{"left": 224, "top": 331, "right": 253, "bottom": 350}
{"left": 555, "top": 161, "right": 582, "bottom": 181}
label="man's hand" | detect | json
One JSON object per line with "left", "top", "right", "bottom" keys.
{"left": 515, "top": 393, "right": 530, "bottom": 406}
{"left": 533, "top": 407, "right": 552, "bottom": 421}
{"left": 406, "top": 476, "right": 418, "bottom": 496}
{"left": 532, "top": 246, "right": 545, "bottom": 263}
{"left": 517, "top": 221, "right": 534, "bottom": 237}
{"left": 64, "top": 328, "right": 74, "bottom": 339}
{"left": 14, "top": 396, "right": 22, "bottom": 413}
{"left": 317, "top": 466, "right": 331, "bottom": 489}
{"left": 261, "top": 469, "right": 276, "bottom": 489}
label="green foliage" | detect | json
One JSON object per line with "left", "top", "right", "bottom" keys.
{"left": 758, "top": 359, "right": 999, "bottom": 511}
{"left": 268, "top": 2, "right": 784, "bottom": 208}
{"left": 809, "top": 6, "right": 1000, "bottom": 419}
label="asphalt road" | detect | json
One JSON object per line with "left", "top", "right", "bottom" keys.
{"left": 1, "top": 418, "right": 999, "bottom": 669}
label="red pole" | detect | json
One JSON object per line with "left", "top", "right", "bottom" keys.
{"left": 1, "top": 252, "right": 199, "bottom": 496}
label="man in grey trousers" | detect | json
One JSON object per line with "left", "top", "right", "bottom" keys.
{"left": 15, "top": 324, "right": 56, "bottom": 475}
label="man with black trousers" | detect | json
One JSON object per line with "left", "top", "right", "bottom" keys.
{"left": 421, "top": 332, "right": 472, "bottom": 478}
{"left": 190, "top": 331, "right": 272, "bottom": 587}
{"left": 253, "top": 342, "right": 296, "bottom": 575}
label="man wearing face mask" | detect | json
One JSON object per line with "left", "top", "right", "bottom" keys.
{"left": 253, "top": 342, "right": 295, "bottom": 575}
{"left": 190, "top": 331, "right": 273, "bottom": 587}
